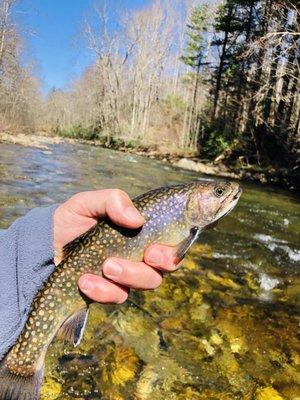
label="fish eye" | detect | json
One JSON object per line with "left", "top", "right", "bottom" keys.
{"left": 214, "top": 186, "right": 225, "bottom": 197}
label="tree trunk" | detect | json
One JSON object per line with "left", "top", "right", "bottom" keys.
{"left": 284, "top": 63, "right": 299, "bottom": 129}
{"left": 213, "top": 28, "right": 229, "bottom": 118}
{"left": 244, "top": 0, "right": 273, "bottom": 164}
{"left": 234, "top": 2, "right": 254, "bottom": 129}
{"left": 189, "top": 55, "right": 202, "bottom": 145}
{"left": 262, "top": 42, "right": 281, "bottom": 123}
{"left": 0, "top": 0, "right": 13, "bottom": 69}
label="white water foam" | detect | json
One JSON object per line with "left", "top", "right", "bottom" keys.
{"left": 258, "top": 273, "right": 280, "bottom": 301}
{"left": 213, "top": 252, "right": 238, "bottom": 260}
{"left": 259, "top": 273, "right": 280, "bottom": 291}
{"left": 254, "top": 234, "right": 300, "bottom": 263}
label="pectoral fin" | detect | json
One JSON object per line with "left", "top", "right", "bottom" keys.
{"left": 175, "top": 227, "right": 200, "bottom": 261}
{"left": 57, "top": 307, "right": 89, "bottom": 347}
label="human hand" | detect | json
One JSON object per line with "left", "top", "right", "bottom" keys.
{"left": 53, "top": 189, "right": 178, "bottom": 304}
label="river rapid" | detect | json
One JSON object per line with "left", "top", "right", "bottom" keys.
{"left": 0, "top": 142, "right": 299, "bottom": 400}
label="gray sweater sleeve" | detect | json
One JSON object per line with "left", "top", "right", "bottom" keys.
{"left": 0, "top": 205, "right": 58, "bottom": 359}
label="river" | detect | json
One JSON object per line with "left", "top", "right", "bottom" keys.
{"left": 0, "top": 142, "right": 299, "bottom": 400}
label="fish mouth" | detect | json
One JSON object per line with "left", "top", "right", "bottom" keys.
{"left": 214, "top": 185, "right": 242, "bottom": 221}
{"left": 233, "top": 187, "right": 242, "bottom": 201}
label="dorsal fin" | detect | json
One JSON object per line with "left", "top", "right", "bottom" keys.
{"left": 56, "top": 307, "right": 89, "bottom": 347}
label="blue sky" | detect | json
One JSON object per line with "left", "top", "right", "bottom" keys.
{"left": 15, "top": 0, "right": 150, "bottom": 93}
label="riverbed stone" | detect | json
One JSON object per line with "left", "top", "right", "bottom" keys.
{"left": 255, "top": 387, "right": 284, "bottom": 400}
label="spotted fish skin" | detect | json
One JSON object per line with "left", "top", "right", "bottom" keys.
{"left": 0, "top": 181, "right": 241, "bottom": 400}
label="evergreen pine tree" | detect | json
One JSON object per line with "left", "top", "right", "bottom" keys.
{"left": 181, "top": 5, "right": 209, "bottom": 148}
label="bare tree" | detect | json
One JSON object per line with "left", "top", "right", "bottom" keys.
{"left": 0, "top": 0, "right": 42, "bottom": 132}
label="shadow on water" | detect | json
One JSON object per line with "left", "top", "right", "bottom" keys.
{"left": 0, "top": 142, "right": 299, "bottom": 399}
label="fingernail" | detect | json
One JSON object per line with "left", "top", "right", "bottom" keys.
{"left": 79, "top": 277, "right": 94, "bottom": 293}
{"left": 125, "top": 206, "right": 144, "bottom": 222}
{"left": 104, "top": 260, "right": 123, "bottom": 277}
{"left": 147, "top": 248, "right": 163, "bottom": 265}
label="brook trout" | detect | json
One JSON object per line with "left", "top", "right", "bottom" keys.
{"left": 0, "top": 180, "right": 241, "bottom": 400}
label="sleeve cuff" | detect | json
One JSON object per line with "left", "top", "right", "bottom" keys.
{"left": 16, "top": 204, "right": 59, "bottom": 314}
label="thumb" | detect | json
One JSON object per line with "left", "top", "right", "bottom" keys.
{"left": 70, "top": 189, "right": 145, "bottom": 229}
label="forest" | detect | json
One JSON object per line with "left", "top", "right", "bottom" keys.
{"left": 0, "top": 0, "right": 299, "bottom": 185}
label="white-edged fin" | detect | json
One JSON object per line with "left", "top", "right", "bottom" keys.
{"left": 176, "top": 227, "right": 200, "bottom": 261}
{"left": 57, "top": 307, "right": 89, "bottom": 347}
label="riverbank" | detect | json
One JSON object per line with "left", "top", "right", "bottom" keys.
{"left": 0, "top": 132, "right": 297, "bottom": 190}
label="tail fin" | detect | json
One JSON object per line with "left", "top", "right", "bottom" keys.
{"left": 0, "top": 356, "right": 44, "bottom": 400}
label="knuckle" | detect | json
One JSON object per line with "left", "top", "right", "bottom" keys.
{"left": 112, "top": 188, "right": 127, "bottom": 199}
{"left": 69, "top": 192, "right": 80, "bottom": 202}
{"left": 71, "top": 191, "right": 87, "bottom": 202}
{"left": 69, "top": 191, "right": 91, "bottom": 209}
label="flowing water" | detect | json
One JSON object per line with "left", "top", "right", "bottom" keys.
{"left": 0, "top": 142, "right": 299, "bottom": 400}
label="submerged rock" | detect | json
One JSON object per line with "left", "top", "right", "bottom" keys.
{"left": 100, "top": 345, "right": 140, "bottom": 387}
{"left": 40, "top": 377, "right": 62, "bottom": 400}
{"left": 256, "top": 387, "right": 284, "bottom": 400}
